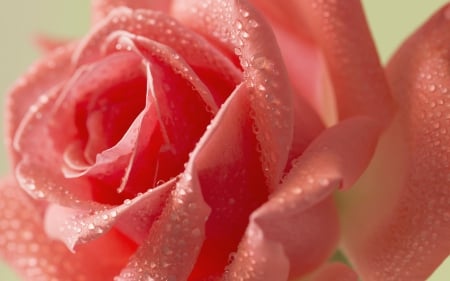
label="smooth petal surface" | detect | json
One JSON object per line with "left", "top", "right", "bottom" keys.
{"left": 340, "top": 4, "right": 450, "bottom": 281}
{"left": 248, "top": 0, "right": 394, "bottom": 125}
{"left": 0, "top": 178, "right": 136, "bottom": 281}
{"left": 172, "top": 0, "right": 294, "bottom": 188}
{"left": 224, "top": 116, "right": 380, "bottom": 280}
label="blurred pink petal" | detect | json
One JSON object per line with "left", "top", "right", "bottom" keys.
{"left": 33, "top": 35, "right": 71, "bottom": 53}
{"left": 0, "top": 177, "right": 136, "bottom": 281}
{"left": 340, "top": 4, "right": 450, "bottom": 280}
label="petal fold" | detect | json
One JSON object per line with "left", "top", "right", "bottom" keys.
{"left": 172, "top": 0, "right": 294, "bottom": 188}
{"left": 225, "top": 116, "right": 380, "bottom": 280}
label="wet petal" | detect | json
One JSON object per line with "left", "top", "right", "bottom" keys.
{"left": 248, "top": 0, "right": 394, "bottom": 125}
{"left": 44, "top": 179, "right": 174, "bottom": 250}
{"left": 340, "top": 4, "right": 450, "bottom": 280}
{"left": 117, "top": 81, "right": 268, "bottom": 280}
{"left": 33, "top": 35, "right": 72, "bottom": 54}
{"left": 91, "top": 0, "right": 172, "bottom": 24}
{"left": 6, "top": 43, "right": 75, "bottom": 164}
{"left": 0, "top": 177, "right": 135, "bottom": 281}
{"left": 75, "top": 8, "right": 241, "bottom": 89}
{"left": 172, "top": 0, "right": 294, "bottom": 188}
{"left": 225, "top": 116, "right": 380, "bottom": 280}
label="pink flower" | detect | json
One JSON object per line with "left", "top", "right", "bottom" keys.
{"left": 0, "top": 0, "right": 448, "bottom": 280}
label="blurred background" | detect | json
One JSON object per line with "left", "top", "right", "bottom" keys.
{"left": 0, "top": 0, "right": 449, "bottom": 280}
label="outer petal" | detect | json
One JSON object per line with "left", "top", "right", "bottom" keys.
{"left": 6, "top": 43, "right": 75, "bottom": 164}
{"left": 247, "top": 0, "right": 394, "bottom": 125}
{"left": 91, "top": 0, "right": 172, "bottom": 24}
{"left": 340, "top": 4, "right": 450, "bottom": 281}
{"left": 0, "top": 177, "right": 136, "bottom": 281}
{"left": 224, "top": 117, "right": 380, "bottom": 280}
{"left": 33, "top": 35, "right": 72, "bottom": 54}
{"left": 172, "top": 0, "right": 294, "bottom": 188}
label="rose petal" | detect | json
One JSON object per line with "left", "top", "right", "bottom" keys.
{"left": 339, "top": 4, "right": 450, "bottom": 280}
{"left": 44, "top": 178, "right": 175, "bottom": 250}
{"left": 117, "top": 81, "right": 270, "bottom": 280}
{"left": 33, "top": 35, "right": 72, "bottom": 54}
{"left": 287, "top": 90, "right": 325, "bottom": 163}
{"left": 75, "top": 8, "right": 242, "bottom": 90}
{"left": 91, "top": 0, "right": 172, "bottom": 24}
{"left": 224, "top": 116, "right": 380, "bottom": 280}
{"left": 307, "top": 263, "right": 358, "bottom": 281}
{"left": 98, "top": 33, "right": 232, "bottom": 195}
{"left": 270, "top": 23, "right": 325, "bottom": 121}
{"left": 172, "top": 0, "right": 294, "bottom": 188}
{"left": 12, "top": 52, "right": 152, "bottom": 205}
{"left": 247, "top": 0, "right": 394, "bottom": 126}
{"left": 6, "top": 43, "right": 75, "bottom": 164}
{"left": 0, "top": 177, "right": 135, "bottom": 281}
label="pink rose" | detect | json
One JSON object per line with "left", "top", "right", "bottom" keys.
{"left": 0, "top": 0, "right": 448, "bottom": 281}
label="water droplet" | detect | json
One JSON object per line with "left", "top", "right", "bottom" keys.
{"left": 236, "top": 20, "right": 243, "bottom": 30}
{"left": 428, "top": 84, "right": 436, "bottom": 92}
{"left": 241, "top": 9, "right": 250, "bottom": 18}
{"left": 241, "top": 31, "right": 249, "bottom": 39}
{"left": 319, "top": 178, "right": 330, "bottom": 186}
{"left": 248, "top": 19, "right": 259, "bottom": 28}
{"left": 292, "top": 187, "right": 303, "bottom": 195}
{"left": 36, "top": 190, "right": 45, "bottom": 198}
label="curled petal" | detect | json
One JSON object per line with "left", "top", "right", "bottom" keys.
{"left": 118, "top": 82, "right": 268, "bottom": 280}
{"left": 225, "top": 116, "right": 380, "bottom": 280}
{"left": 340, "top": 4, "right": 450, "bottom": 280}
{"left": 75, "top": 7, "right": 242, "bottom": 89}
{"left": 44, "top": 178, "right": 174, "bottom": 250}
{"left": 172, "top": 0, "right": 294, "bottom": 188}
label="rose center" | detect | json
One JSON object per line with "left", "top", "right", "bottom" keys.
{"left": 80, "top": 76, "right": 147, "bottom": 164}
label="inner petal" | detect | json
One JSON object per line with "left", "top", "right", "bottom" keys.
{"left": 83, "top": 76, "right": 147, "bottom": 163}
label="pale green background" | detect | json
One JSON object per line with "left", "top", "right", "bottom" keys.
{"left": 0, "top": 1, "right": 449, "bottom": 280}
